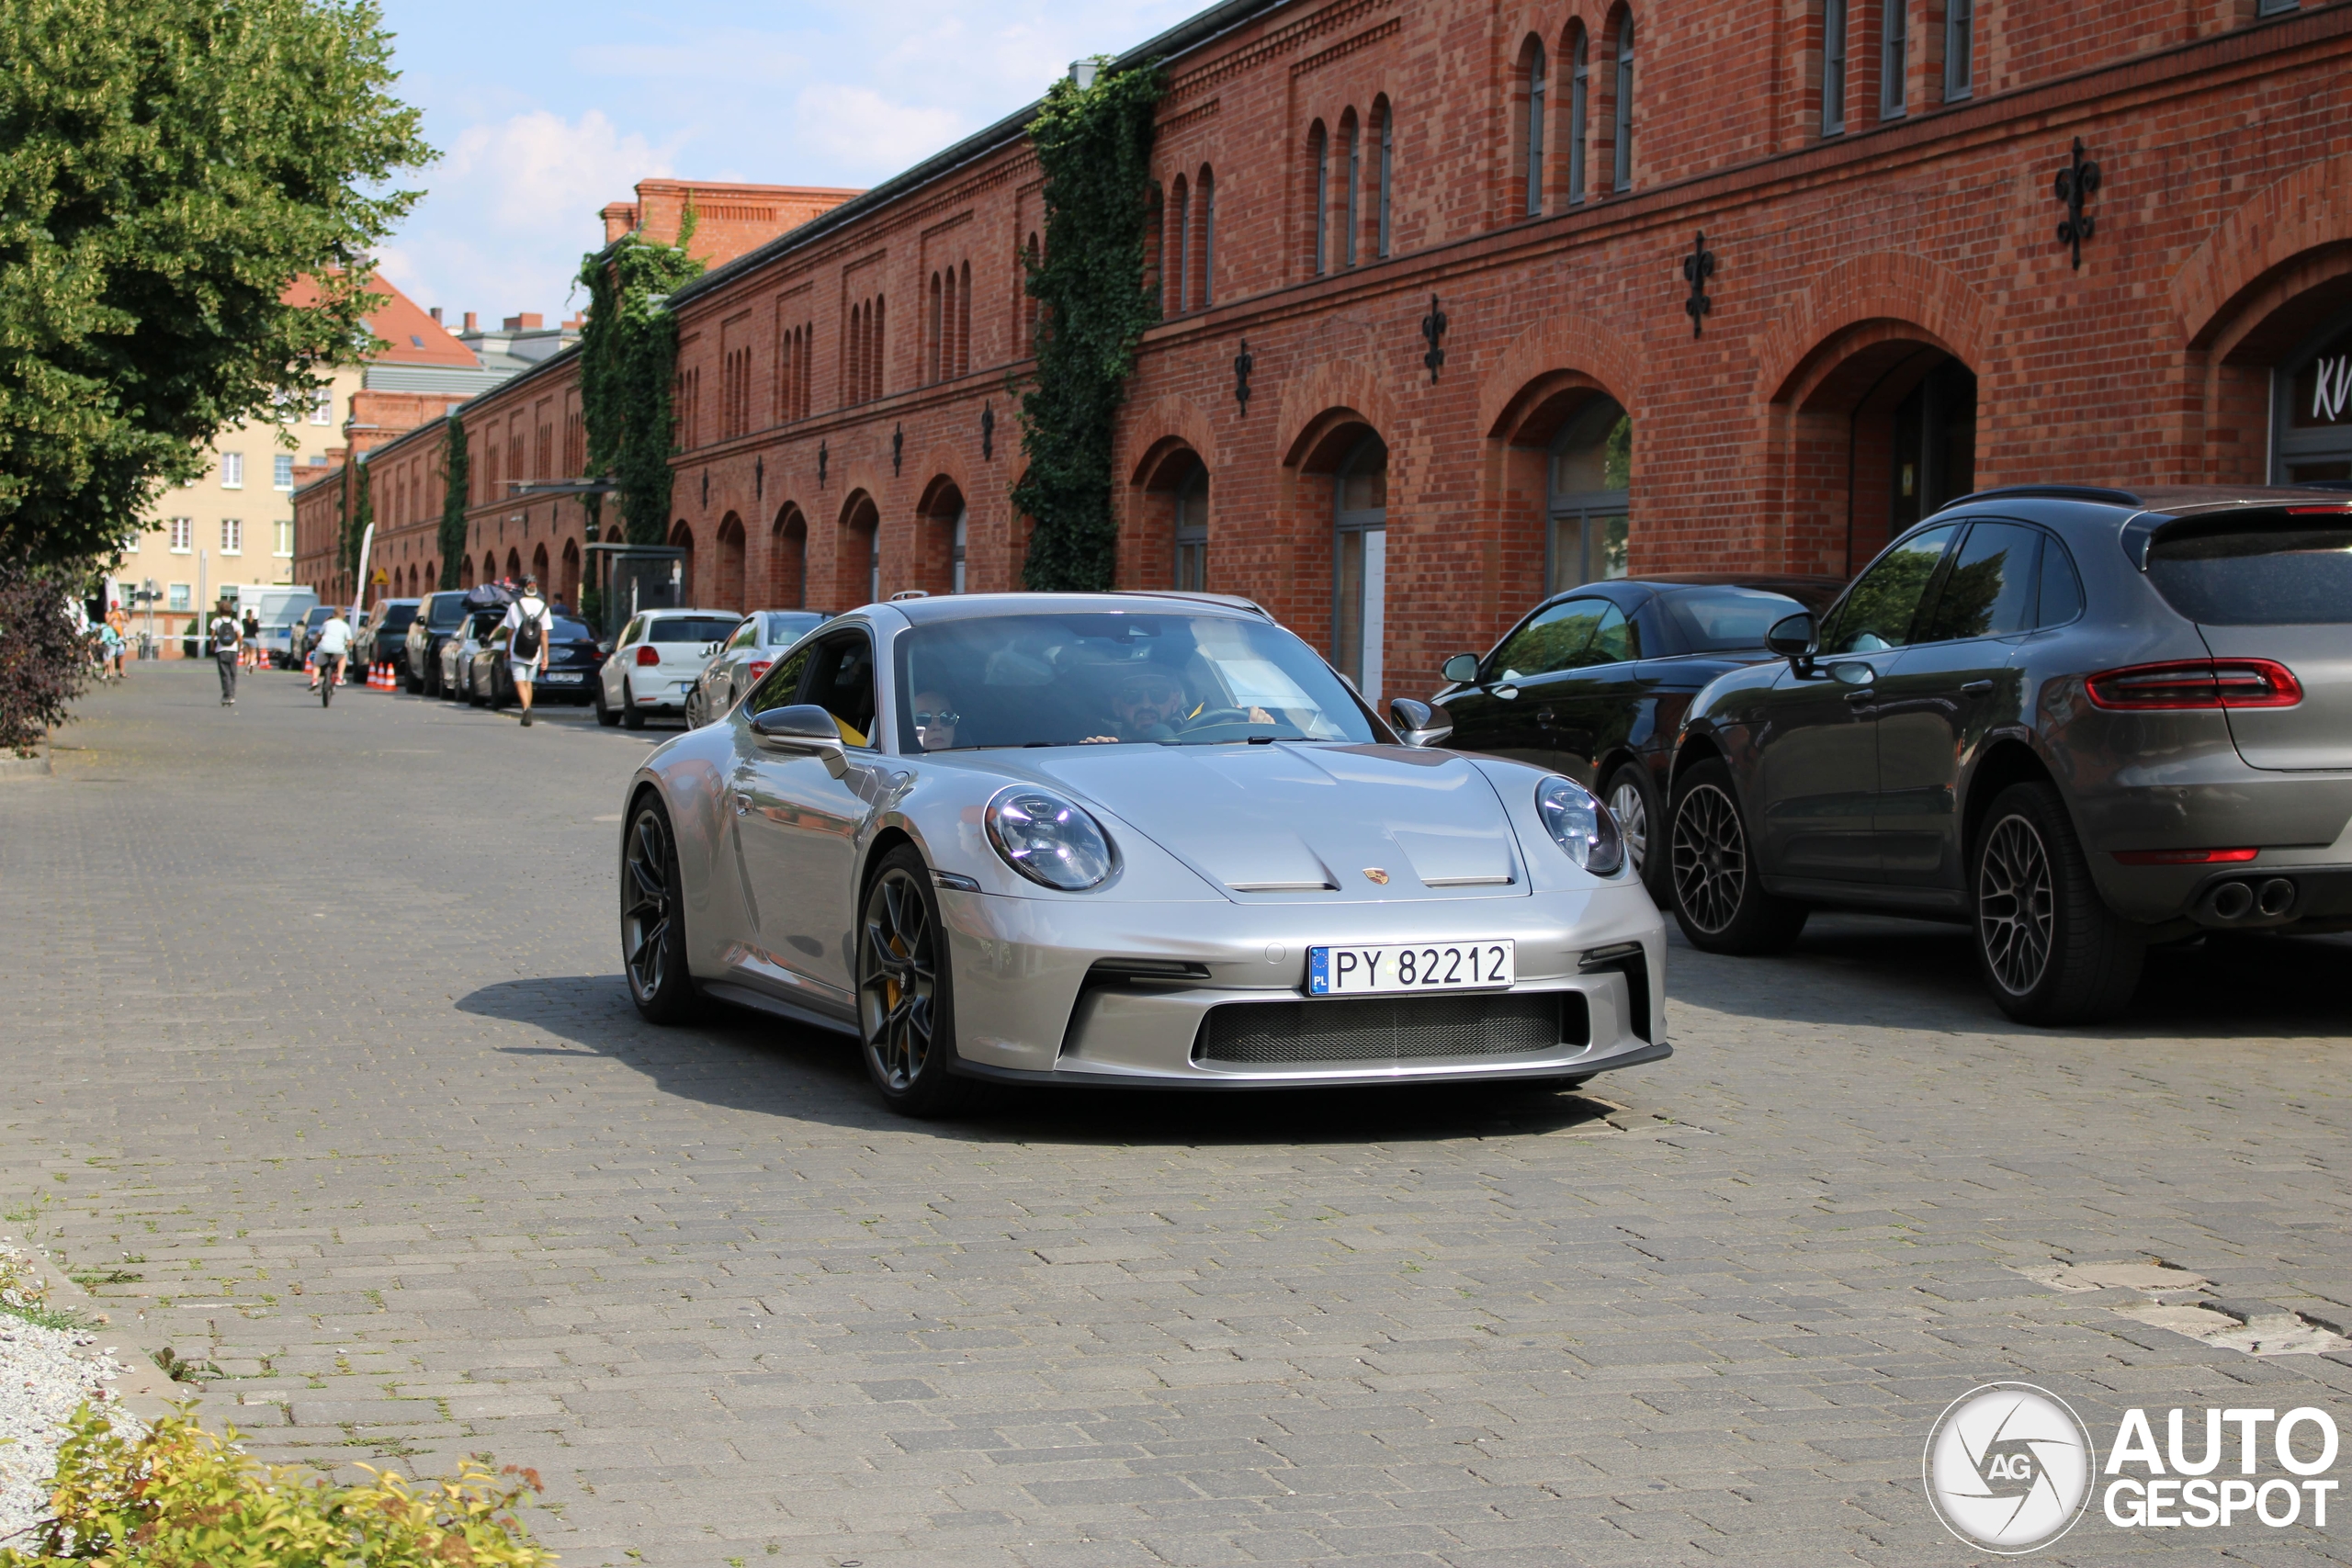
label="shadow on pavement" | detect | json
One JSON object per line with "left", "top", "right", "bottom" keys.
{"left": 456, "top": 974, "right": 1621, "bottom": 1145}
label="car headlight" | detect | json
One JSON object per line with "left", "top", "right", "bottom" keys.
{"left": 1535, "top": 776, "right": 1624, "bottom": 876}
{"left": 985, "top": 787, "right": 1117, "bottom": 891}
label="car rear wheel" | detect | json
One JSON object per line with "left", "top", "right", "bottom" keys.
{"left": 1604, "top": 761, "right": 1667, "bottom": 908}
{"left": 1668, "top": 758, "right": 1809, "bottom": 953}
{"left": 621, "top": 679, "right": 646, "bottom": 730}
{"left": 621, "top": 797, "right": 698, "bottom": 1023}
{"left": 1973, "top": 782, "right": 2144, "bottom": 1025}
{"left": 594, "top": 683, "right": 620, "bottom": 727}
{"left": 856, "top": 846, "right": 973, "bottom": 1117}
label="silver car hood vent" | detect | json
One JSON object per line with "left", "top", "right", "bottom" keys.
{"left": 1019, "top": 742, "right": 1526, "bottom": 900}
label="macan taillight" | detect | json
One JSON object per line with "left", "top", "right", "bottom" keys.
{"left": 2083, "top": 658, "right": 2301, "bottom": 710}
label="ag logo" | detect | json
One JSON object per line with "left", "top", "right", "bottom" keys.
{"left": 1924, "top": 1382, "right": 2096, "bottom": 1553}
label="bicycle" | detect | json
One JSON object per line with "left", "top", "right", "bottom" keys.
{"left": 319, "top": 653, "right": 341, "bottom": 707}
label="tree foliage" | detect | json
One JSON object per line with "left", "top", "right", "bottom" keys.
{"left": 341, "top": 456, "right": 371, "bottom": 578}
{"left": 577, "top": 208, "right": 703, "bottom": 547}
{"left": 0, "top": 0, "right": 432, "bottom": 566}
{"left": 0, "top": 558, "right": 87, "bottom": 755}
{"left": 1012, "top": 62, "right": 1165, "bottom": 592}
{"left": 437, "top": 415, "right": 469, "bottom": 589}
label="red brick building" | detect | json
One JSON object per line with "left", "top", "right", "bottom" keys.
{"left": 613, "top": 0, "right": 2352, "bottom": 707}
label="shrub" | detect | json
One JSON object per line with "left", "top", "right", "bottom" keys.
{"left": 0, "top": 557, "right": 91, "bottom": 756}
{"left": 1, "top": 1406, "right": 557, "bottom": 1567}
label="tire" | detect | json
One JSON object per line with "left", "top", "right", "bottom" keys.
{"left": 1667, "top": 757, "right": 1810, "bottom": 954}
{"left": 621, "top": 796, "right": 699, "bottom": 1023}
{"left": 594, "top": 683, "right": 620, "bottom": 728}
{"left": 683, "top": 689, "right": 704, "bottom": 729}
{"left": 1603, "top": 761, "right": 1668, "bottom": 908}
{"left": 622, "top": 679, "right": 646, "bottom": 730}
{"left": 856, "top": 845, "right": 973, "bottom": 1117}
{"left": 467, "top": 668, "right": 485, "bottom": 707}
{"left": 1973, "top": 781, "right": 2145, "bottom": 1025}
{"left": 403, "top": 662, "right": 423, "bottom": 695}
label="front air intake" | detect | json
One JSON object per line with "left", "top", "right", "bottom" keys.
{"left": 1193, "top": 992, "right": 1587, "bottom": 1066}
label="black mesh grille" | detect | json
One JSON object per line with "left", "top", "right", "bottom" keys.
{"left": 1194, "top": 992, "right": 1587, "bottom": 1066}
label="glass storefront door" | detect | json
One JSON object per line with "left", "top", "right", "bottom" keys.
{"left": 1173, "top": 464, "right": 1207, "bottom": 590}
{"left": 1547, "top": 397, "right": 1631, "bottom": 592}
{"left": 2277, "top": 310, "right": 2352, "bottom": 484}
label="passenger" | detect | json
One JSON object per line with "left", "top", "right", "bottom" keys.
{"left": 910, "top": 690, "right": 960, "bottom": 751}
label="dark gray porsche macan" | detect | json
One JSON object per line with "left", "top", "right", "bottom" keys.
{"left": 1666, "top": 484, "right": 2352, "bottom": 1024}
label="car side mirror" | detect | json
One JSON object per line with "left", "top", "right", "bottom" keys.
{"left": 751, "top": 704, "right": 851, "bottom": 778}
{"left": 1387, "top": 696, "right": 1453, "bottom": 749}
{"left": 1765, "top": 613, "right": 1818, "bottom": 663}
{"left": 1440, "top": 653, "right": 1481, "bottom": 685}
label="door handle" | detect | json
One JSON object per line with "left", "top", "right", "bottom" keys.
{"left": 1535, "top": 707, "right": 1556, "bottom": 727}
{"left": 1492, "top": 685, "right": 1520, "bottom": 700}
{"left": 1844, "top": 688, "right": 1877, "bottom": 707}
{"left": 1961, "top": 680, "right": 1996, "bottom": 696}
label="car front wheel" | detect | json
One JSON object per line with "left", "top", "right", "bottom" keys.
{"left": 1604, "top": 761, "right": 1667, "bottom": 908}
{"left": 1668, "top": 758, "right": 1809, "bottom": 954}
{"left": 1973, "top": 782, "right": 2144, "bottom": 1025}
{"left": 856, "top": 846, "right": 973, "bottom": 1117}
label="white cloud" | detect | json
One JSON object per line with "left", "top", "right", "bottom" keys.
{"left": 792, "top": 85, "right": 970, "bottom": 176}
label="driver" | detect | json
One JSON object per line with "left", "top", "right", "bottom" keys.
{"left": 910, "top": 688, "right": 960, "bottom": 751}
{"left": 1083, "top": 667, "right": 1272, "bottom": 744}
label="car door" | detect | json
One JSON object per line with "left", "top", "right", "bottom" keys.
{"left": 732, "top": 626, "right": 884, "bottom": 1004}
{"left": 708, "top": 615, "right": 762, "bottom": 716}
{"left": 1529, "top": 602, "right": 1649, "bottom": 789}
{"left": 1871, "top": 521, "right": 2044, "bottom": 890}
{"left": 1442, "top": 598, "right": 1607, "bottom": 766}
{"left": 1753, "top": 525, "right": 1959, "bottom": 885}
{"left": 604, "top": 615, "right": 644, "bottom": 708}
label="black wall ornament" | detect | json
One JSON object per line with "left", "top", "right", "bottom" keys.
{"left": 980, "top": 402, "right": 995, "bottom": 460}
{"left": 1682, "top": 232, "right": 1716, "bottom": 338}
{"left": 1419, "top": 298, "right": 1447, "bottom": 382}
{"left": 1233, "top": 340, "right": 1254, "bottom": 415}
{"left": 2054, "top": 138, "right": 2100, "bottom": 270}
{"left": 818, "top": 440, "right": 828, "bottom": 487}
{"left": 891, "top": 423, "right": 904, "bottom": 477}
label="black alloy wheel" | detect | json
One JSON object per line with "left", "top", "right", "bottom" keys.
{"left": 622, "top": 679, "right": 646, "bottom": 730}
{"left": 1667, "top": 758, "right": 1809, "bottom": 953}
{"left": 1603, "top": 761, "right": 1668, "bottom": 908}
{"left": 621, "top": 798, "right": 697, "bottom": 1022}
{"left": 1972, "top": 781, "right": 2144, "bottom": 1025}
{"left": 856, "top": 846, "right": 971, "bottom": 1116}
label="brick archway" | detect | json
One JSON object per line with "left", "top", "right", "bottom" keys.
{"left": 770, "top": 504, "right": 808, "bottom": 609}
{"left": 835, "top": 490, "right": 879, "bottom": 608}
{"left": 1127, "top": 436, "right": 1209, "bottom": 592}
{"left": 912, "top": 475, "right": 966, "bottom": 595}
{"left": 715, "top": 512, "right": 746, "bottom": 610}
{"left": 668, "top": 520, "right": 697, "bottom": 604}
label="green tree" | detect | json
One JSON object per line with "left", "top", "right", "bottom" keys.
{"left": 343, "top": 456, "right": 372, "bottom": 577}
{"left": 1012, "top": 61, "right": 1164, "bottom": 592}
{"left": 577, "top": 206, "right": 703, "bottom": 547}
{"left": 437, "top": 415, "right": 469, "bottom": 588}
{"left": 0, "top": 0, "right": 431, "bottom": 566}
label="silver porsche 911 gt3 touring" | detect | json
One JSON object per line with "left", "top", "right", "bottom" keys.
{"left": 618, "top": 592, "right": 1668, "bottom": 1114}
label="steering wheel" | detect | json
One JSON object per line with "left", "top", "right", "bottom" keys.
{"left": 1181, "top": 706, "right": 1252, "bottom": 731}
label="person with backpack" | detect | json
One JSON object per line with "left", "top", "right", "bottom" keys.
{"left": 209, "top": 598, "right": 242, "bottom": 705}
{"left": 501, "top": 575, "right": 556, "bottom": 727}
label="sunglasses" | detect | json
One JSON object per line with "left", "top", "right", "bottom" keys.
{"left": 913, "top": 710, "right": 960, "bottom": 727}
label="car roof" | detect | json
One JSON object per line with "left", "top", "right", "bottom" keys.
{"left": 886, "top": 591, "right": 1268, "bottom": 625}
{"left": 1935, "top": 482, "right": 2352, "bottom": 519}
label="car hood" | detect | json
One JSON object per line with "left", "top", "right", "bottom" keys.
{"left": 1015, "top": 742, "right": 1527, "bottom": 901}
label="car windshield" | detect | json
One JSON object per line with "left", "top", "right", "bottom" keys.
{"left": 646, "top": 616, "right": 743, "bottom": 644}
{"left": 894, "top": 611, "right": 1378, "bottom": 751}
{"left": 764, "top": 612, "right": 826, "bottom": 644}
{"left": 1657, "top": 587, "right": 1808, "bottom": 651}
{"left": 551, "top": 617, "right": 594, "bottom": 641}
{"left": 377, "top": 604, "right": 417, "bottom": 631}
{"left": 2144, "top": 513, "right": 2352, "bottom": 626}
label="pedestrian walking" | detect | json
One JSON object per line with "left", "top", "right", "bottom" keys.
{"left": 209, "top": 598, "right": 242, "bottom": 705}
{"left": 502, "top": 575, "right": 555, "bottom": 727}
{"left": 105, "top": 604, "right": 130, "bottom": 678}
{"left": 241, "top": 607, "right": 261, "bottom": 670}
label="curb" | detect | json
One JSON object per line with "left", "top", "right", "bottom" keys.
{"left": 0, "top": 748, "right": 52, "bottom": 781}
{"left": 9, "top": 1241, "right": 198, "bottom": 1423}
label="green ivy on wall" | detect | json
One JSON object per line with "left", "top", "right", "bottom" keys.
{"left": 577, "top": 207, "right": 705, "bottom": 547}
{"left": 1012, "top": 61, "right": 1165, "bottom": 592}
{"left": 437, "top": 414, "right": 469, "bottom": 589}
{"left": 341, "top": 455, "right": 371, "bottom": 578}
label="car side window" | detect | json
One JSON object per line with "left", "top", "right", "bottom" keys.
{"left": 1821, "top": 525, "right": 1958, "bottom": 653}
{"left": 619, "top": 615, "right": 645, "bottom": 647}
{"left": 1579, "top": 604, "right": 1635, "bottom": 666}
{"left": 2035, "top": 536, "right": 2085, "bottom": 626}
{"left": 1914, "top": 522, "right": 2042, "bottom": 643}
{"left": 1487, "top": 599, "right": 1608, "bottom": 679}
{"left": 723, "top": 617, "right": 759, "bottom": 651}
{"left": 802, "top": 632, "right": 879, "bottom": 748}
{"left": 744, "top": 645, "right": 816, "bottom": 716}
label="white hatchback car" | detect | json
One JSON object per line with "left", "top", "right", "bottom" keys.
{"left": 595, "top": 609, "right": 750, "bottom": 729}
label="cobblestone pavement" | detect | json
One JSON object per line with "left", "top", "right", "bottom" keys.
{"left": 4, "top": 663, "right": 2350, "bottom": 1566}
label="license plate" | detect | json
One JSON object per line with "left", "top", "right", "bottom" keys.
{"left": 540, "top": 671, "right": 582, "bottom": 683}
{"left": 1307, "top": 940, "right": 1515, "bottom": 996}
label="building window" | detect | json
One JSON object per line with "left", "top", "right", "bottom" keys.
{"left": 1882, "top": 0, "right": 1907, "bottom": 118}
{"left": 1374, "top": 105, "right": 1393, "bottom": 258}
{"left": 220, "top": 452, "right": 243, "bottom": 489}
{"left": 221, "top": 519, "right": 242, "bottom": 555}
{"left": 274, "top": 454, "right": 294, "bottom": 491}
{"left": 2257, "top": 0, "right": 2300, "bottom": 13}
{"left": 1309, "top": 122, "right": 1330, "bottom": 276}
{"left": 1023, "top": 233, "right": 1042, "bottom": 351}
{"left": 1332, "top": 433, "right": 1389, "bottom": 705}
{"left": 1173, "top": 460, "right": 1208, "bottom": 591}
{"left": 310, "top": 389, "right": 331, "bottom": 425}
{"left": 169, "top": 517, "right": 193, "bottom": 554}
{"left": 1822, "top": 0, "right": 1848, "bottom": 135}
{"left": 1523, "top": 39, "right": 1547, "bottom": 217}
{"left": 1943, "top": 0, "right": 1973, "bottom": 101}
{"left": 952, "top": 507, "right": 967, "bottom": 593}
{"left": 1566, "top": 33, "right": 1589, "bottom": 205}
{"left": 1196, "top": 169, "right": 1215, "bottom": 306}
{"left": 1547, "top": 398, "right": 1633, "bottom": 591}
{"left": 168, "top": 583, "right": 190, "bottom": 612}
{"left": 275, "top": 520, "right": 293, "bottom": 558}
{"left": 1341, "top": 112, "right": 1362, "bottom": 265}
{"left": 1613, "top": 18, "right": 1634, "bottom": 192}
{"left": 1170, "top": 175, "right": 1191, "bottom": 312}
{"left": 2273, "top": 308, "right": 2352, "bottom": 483}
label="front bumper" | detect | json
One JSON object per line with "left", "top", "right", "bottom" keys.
{"left": 937, "top": 883, "right": 1668, "bottom": 1088}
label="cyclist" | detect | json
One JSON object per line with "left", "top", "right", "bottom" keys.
{"left": 310, "top": 607, "right": 354, "bottom": 699}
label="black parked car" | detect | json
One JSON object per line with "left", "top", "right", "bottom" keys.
{"left": 1667, "top": 484, "right": 2352, "bottom": 1023}
{"left": 352, "top": 599, "right": 419, "bottom": 683}
{"left": 467, "top": 614, "right": 605, "bottom": 707}
{"left": 1432, "top": 573, "right": 1845, "bottom": 899}
{"left": 295, "top": 604, "right": 339, "bottom": 667}
{"left": 403, "top": 591, "right": 475, "bottom": 696}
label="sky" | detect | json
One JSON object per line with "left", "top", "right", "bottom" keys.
{"left": 373, "top": 0, "right": 1206, "bottom": 326}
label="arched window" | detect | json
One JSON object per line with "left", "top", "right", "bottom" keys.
{"left": 1882, "top": 0, "right": 1907, "bottom": 118}
{"left": 1195, "top": 167, "right": 1215, "bottom": 306}
{"left": 1339, "top": 111, "right": 1361, "bottom": 265}
{"left": 870, "top": 295, "right": 885, "bottom": 400}
{"left": 1371, "top": 102, "right": 1393, "bottom": 258}
{"left": 1547, "top": 397, "right": 1632, "bottom": 591}
{"left": 1333, "top": 432, "right": 1388, "bottom": 702}
{"left": 1566, "top": 30, "right": 1589, "bottom": 203}
{"left": 1173, "top": 459, "right": 1208, "bottom": 590}
{"left": 927, "top": 271, "right": 943, "bottom": 383}
{"left": 1170, "top": 174, "right": 1191, "bottom": 312}
{"left": 1522, "top": 39, "right": 1547, "bottom": 217}
{"left": 1822, "top": 0, "right": 1849, "bottom": 136}
{"left": 2273, "top": 309, "right": 2352, "bottom": 483}
{"left": 1944, "top": 0, "right": 1973, "bottom": 102}
{"left": 956, "top": 261, "right": 971, "bottom": 373}
{"left": 1308, "top": 121, "right": 1330, "bottom": 276}
{"left": 942, "top": 265, "right": 957, "bottom": 378}
{"left": 1612, "top": 17, "right": 1634, "bottom": 192}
